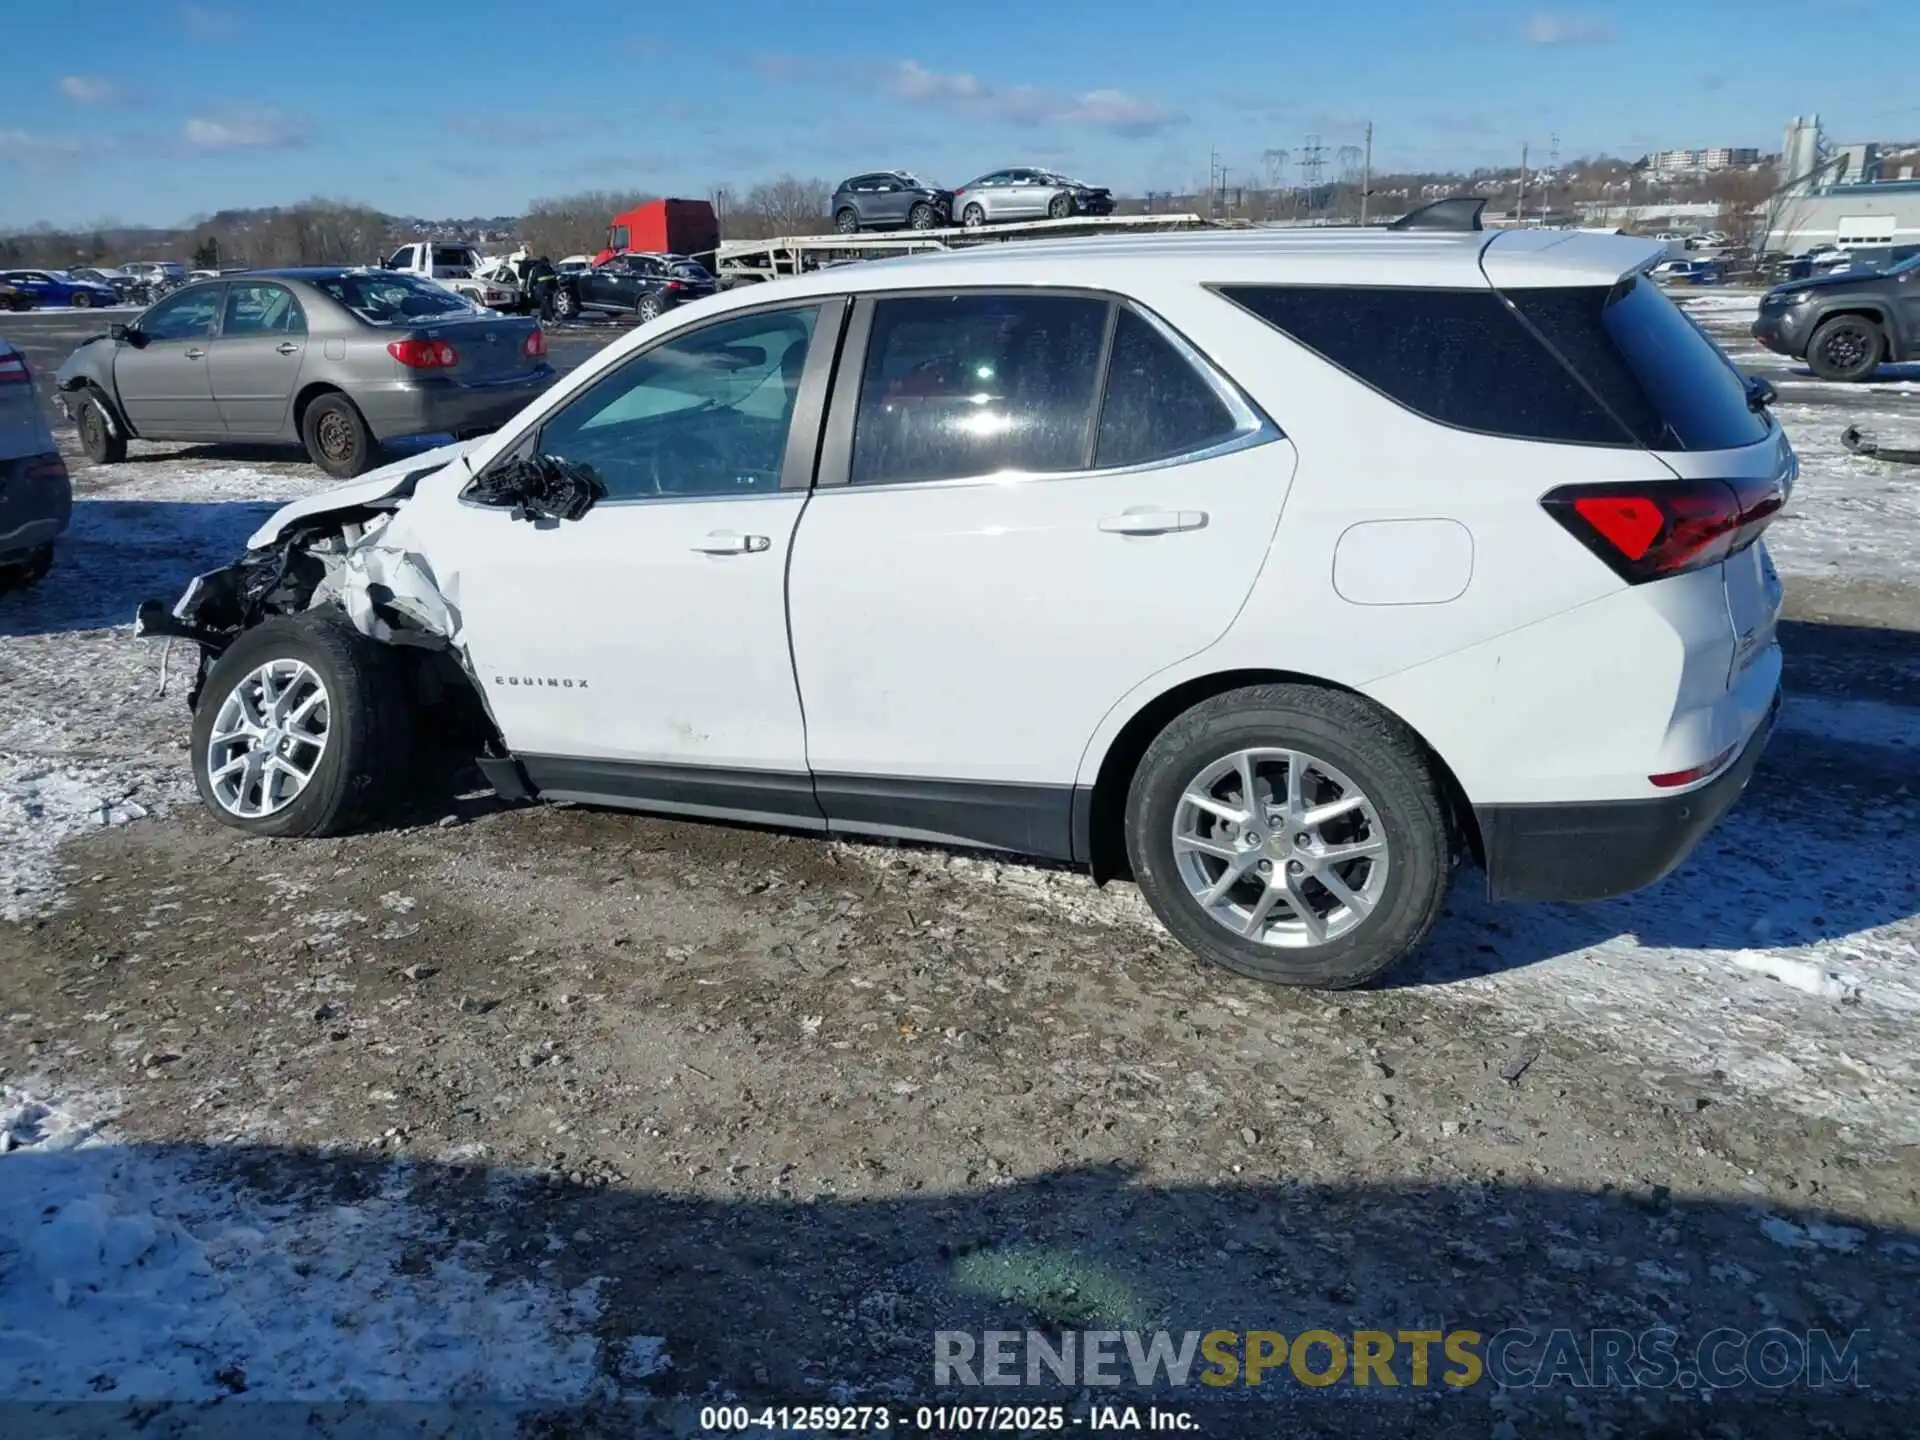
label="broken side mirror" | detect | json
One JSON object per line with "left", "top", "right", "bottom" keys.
{"left": 464, "top": 453, "right": 607, "bottom": 524}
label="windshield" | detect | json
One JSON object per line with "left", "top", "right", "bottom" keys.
{"left": 313, "top": 272, "right": 477, "bottom": 324}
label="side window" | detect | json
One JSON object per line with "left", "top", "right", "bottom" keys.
{"left": 385, "top": 246, "right": 413, "bottom": 270}
{"left": 1218, "top": 284, "right": 1635, "bottom": 446}
{"left": 1095, "top": 308, "right": 1243, "bottom": 468}
{"left": 609, "top": 225, "right": 630, "bottom": 251}
{"left": 522, "top": 306, "right": 820, "bottom": 502}
{"left": 221, "top": 282, "right": 306, "bottom": 337}
{"left": 850, "top": 293, "right": 1109, "bottom": 486}
{"left": 140, "top": 288, "right": 221, "bottom": 342}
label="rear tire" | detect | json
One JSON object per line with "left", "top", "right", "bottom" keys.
{"left": 1806, "top": 315, "right": 1885, "bottom": 382}
{"left": 0, "top": 544, "right": 54, "bottom": 593}
{"left": 1124, "top": 684, "right": 1451, "bottom": 989}
{"left": 835, "top": 207, "right": 860, "bottom": 235}
{"left": 637, "top": 293, "right": 662, "bottom": 323}
{"left": 71, "top": 290, "right": 92, "bottom": 309}
{"left": 961, "top": 203, "right": 986, "bottom": 228}
{"left": 76, "top": 390, "right": 127, "bottom": 464}
{"left": 300, "top": 392, "right": 375, "bottom": 479}
{"left": 190, "top": 611, "right": 413, "bottom": 839}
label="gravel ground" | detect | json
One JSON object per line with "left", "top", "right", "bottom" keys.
{"left": 1, "top": 293, "right": 1917, "bottom": 1438}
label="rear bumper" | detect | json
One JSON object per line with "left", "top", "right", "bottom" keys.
{"left": 1475, "top": 687, "right": 1780, "bottom": 903}
{"left": 0, "top": 455, "right": 72, "bottom": 561}
{"left": 356, "top": 367, "right": 556, "bottom": 441}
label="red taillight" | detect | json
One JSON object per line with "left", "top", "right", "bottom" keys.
{"left": 24, "top": 453, "right": 67, "bottom": 484}
{"left": 387, "top": 339, "right": 458, "bottom": 369}
{"left": 1542, "top": 476, "right": 1784, "bottom": 583}
{"left": 523, "top": 328, "right": 547, "bottom": 358}
{"left": 665, "top": 280, "right": 683, "bottom": 292}
{"left": 0, "top": 353, "right": 29, "bottom": 386}
{"left": 1650, "top": 741, "right": 1737, "bottom": 789}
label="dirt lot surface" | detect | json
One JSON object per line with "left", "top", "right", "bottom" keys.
{"left": 2, "top": 294, "right": 1918, "bottom": 1437}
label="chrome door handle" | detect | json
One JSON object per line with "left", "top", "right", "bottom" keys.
{"left": 690, "top": 531, "right": 770, "bottom": 555}
{"left": 183, "top": 348, "right": 206, "bottom": 360}
{"left": 1098, "top": 509, "right": 1208, "bottom": 536}
{"left": 276, "top": 341, "right": 301, "bottom": 355}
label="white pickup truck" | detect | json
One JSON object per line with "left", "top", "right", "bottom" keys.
{"left": 380, "top": 241, "right": 520, "bottom": 310}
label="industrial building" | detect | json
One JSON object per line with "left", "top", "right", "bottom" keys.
{"left": 1763, "top": 115, "right": 1920, "bottom": 255}
{"left": 1649, "top": 147, "right": 1761, "bottom": 174}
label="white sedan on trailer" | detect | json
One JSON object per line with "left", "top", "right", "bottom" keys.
{"left": 138, "top": 212, "right": 1789, "bottom": 990}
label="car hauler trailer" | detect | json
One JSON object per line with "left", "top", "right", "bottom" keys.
{"left": 711, "top": 211, "right": 1212, "bottom": 285}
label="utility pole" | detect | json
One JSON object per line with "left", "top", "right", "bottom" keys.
{"left": 1301, "top": 134, "right": 1325, "bottom": 216}
{"left": 1518, "top": 141, "right": 1529, "bottom": 225}
{"left": 1360, "top": 121, "right": 1373, "bottom": 226}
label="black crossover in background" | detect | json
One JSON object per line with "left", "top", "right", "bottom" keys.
{"left": 1751, "top": 251, "right": 1920, "bottom": 381}
{"left": 829, "top": 172, "right": 954, "bottom": 233}
{"left": 553, "top": 253, "right": 718, "bottom": 322}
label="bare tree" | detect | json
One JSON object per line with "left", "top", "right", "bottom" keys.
{"left": 520, "top": 190, "right": 658, "bottom": 260}
{"left": 726, "top": 175, "right": 832, "bottom": 240}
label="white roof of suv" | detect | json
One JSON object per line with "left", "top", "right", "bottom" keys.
{"left": 795, "top": 227, "right": 1666, "bottom": 293}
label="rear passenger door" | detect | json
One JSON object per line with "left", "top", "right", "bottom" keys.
{"left": 786, "top": 290, "right": 1292, "bottom": 857}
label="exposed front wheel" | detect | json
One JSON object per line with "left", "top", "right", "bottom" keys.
{"left": 1806, "top": 315, "right": 1885, "bottom": 382}
{"left": 190, "top": 612, "right": 413, "bottom": 839}
{"left": 300, "top": 392, "right": 375, "bottom": 479}
{"left": 1125, "top": 685, "right": 1452, "bottom": 988}
{"left": 76, "top": 391, "right": 127, "bottom": 464}
{"left": 552, "top": 287, "right": 577, "bottom": 320}
{"left": 908, "top": 202, "right": 937, "bottom": 230}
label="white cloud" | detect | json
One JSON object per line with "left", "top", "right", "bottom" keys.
{"left": 58, "top": 76, "right": 122, "bottom": 105}
{"left": 884, "top": 61, "right": 1182, "bottom": 137}
{"left": 1521, "top": 9, "right": 1617, "bottom": 44}
{"left": 181, "top": 108, "right": 311, "bottom": 151}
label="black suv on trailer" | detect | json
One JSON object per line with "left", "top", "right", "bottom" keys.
{"left": 1751, "top": 251, "right": 1920, "bottom": 381}
{"left": 829, "top": 172, "right": 954, "bottom": 233}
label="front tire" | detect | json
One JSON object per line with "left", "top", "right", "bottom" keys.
{"left": 300, "top": 392, "right": 375, "bottom": 479}
{"left": 1125, "top": 685, "right": 1451, "bottom": 989}
{"left": 71, "top": 290, "right": 92, "bottom": 309}
{"left": 76, "top": 390, "right": 127, "bottom": 464}
{"left": 1806, "top": 315, "right": 1884, "bottom": 382}
{"left": 190, "top": 612, "right": 413, "bottom": 839}
{"left": 552, "top": 286, "right": 578, "bottom": 320}
{"left": 835, "top": 207, "right": 860, "bottom": 235}
{"left": 1047, "top": 192, "right": 1073, "bottom": 219}
{"left": 908, "top": 202, "right": 937, "bottom": 230}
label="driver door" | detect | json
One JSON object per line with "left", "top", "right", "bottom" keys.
{"left": 423, "top": 297, "right": 845, "bottom": 824}
{"left": 114, "top": 285, "right": 224, "bottom": 435}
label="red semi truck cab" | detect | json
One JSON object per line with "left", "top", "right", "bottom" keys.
{"left": 596, "top": 198, "right": 720, "bottom": 267}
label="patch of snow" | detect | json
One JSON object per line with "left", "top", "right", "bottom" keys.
{"left": 0, "top": 1087, "right": 651, "bottom": 1417}
{"left": 1760, "top": 1215, "right": 1866, "bottom": 1253}
{"left": 1727, "top": 950, "right": 1862, "bottom": 1001}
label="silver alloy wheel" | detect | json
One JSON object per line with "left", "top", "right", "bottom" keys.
{"left": 206, "top": 659, "right": 330, "bottom": 818}
{"left": 1171, "top": 747, "right": 1389, "bottom": 948}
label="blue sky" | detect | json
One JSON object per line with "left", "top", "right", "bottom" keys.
{"left": 3, "top": 0, "right": 1916, "bottom": 229}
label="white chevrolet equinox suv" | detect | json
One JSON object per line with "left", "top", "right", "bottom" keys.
{"left": 142, "top": 219, "right": 1789, "bottom": 989}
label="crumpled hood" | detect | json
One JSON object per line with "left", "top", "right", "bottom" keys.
{"left": 246, "top": 437, "right": 481, "bottom": 549}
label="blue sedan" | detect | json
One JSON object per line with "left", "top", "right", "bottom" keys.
{"left": 0, "top": 268, "right": 121, "bottom": 310}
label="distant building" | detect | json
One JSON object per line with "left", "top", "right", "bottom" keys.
{"left": 1649, "top": 146, "right": 1762, "bottom": 174}
{"left": 1765, "top": 116, "right": 1920, "bottom": 254}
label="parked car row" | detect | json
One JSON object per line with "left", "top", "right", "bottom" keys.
{"left": 829, "top": 167, "right": 1115, "bottom": 234}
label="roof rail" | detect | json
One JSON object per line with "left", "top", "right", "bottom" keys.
{"left": 1387, "top": 196, "right": 1488, "bottom": 232}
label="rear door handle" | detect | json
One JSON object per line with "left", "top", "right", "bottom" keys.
{"left": 1098, "top": 509, "right": 1208, "bottom": 536}
{"left": 183, "top": 347, "right": 206, "bottom": 360}
{"left": 276, "top": 341, "right": 301, "bottom": 355}
{"left": 690, "top": 531, "right": 770, "bottom": 555}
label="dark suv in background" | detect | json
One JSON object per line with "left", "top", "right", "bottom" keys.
{"left": 552, "top": 252, "right": 717, "bottom": 322}
{"left": 1752, "top": 250, "right": 1920, "bottom": 381}
{"left": 829, "top": 172, "right": 954, "bottom": 233}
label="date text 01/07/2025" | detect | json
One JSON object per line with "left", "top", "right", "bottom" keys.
{"left": 696, "top": 1404, "right": 1201, "bottom": 1432}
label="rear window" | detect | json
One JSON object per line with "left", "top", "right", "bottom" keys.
{"left": 668, "top": 260, "right": 712, "bottom": 280}
{"left": 313, "top": 272, "right": 475, "bottom": 323}
{"left": 1506, "top": 278, "right": 1768, "bottom": 451}
{"left": 431, "top": 245, "right": 477, "bottom": 269}
{"left": 1219, "top": 280, "right": 1768, "bottom": 451}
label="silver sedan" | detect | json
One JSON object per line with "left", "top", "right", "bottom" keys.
{"left": 53, "top": 268, "right": 557, "bottom": 478}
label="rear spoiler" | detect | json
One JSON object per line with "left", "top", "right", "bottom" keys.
{"left": 1388, "top": 196, "right": 1486, "bottom": 232}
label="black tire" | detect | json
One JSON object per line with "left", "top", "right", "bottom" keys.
{"left": 76, "top": 390, "right": 127, "bottom": 464}
{"left": 908, "top": 202, "right": 937, "bottom": 231}
{"left": 1805, "top": 315, "right": 1885, "bottom": 382}
{"left": 190, "top": 611, "right": 413, "bottom": 839}
{"left": 0, "top": 544, "right": 54, "bottom": 593}
{"left": 637, "top": 293, "right": 663, "bottom": 323}
{"left": 961, "top": 203, "right": 986, "bottom": 228}
{"left": 1047, "top": 192, "right": 1073, "bottom": 220}
{"left": 1125, "top": 684, "right": 1451, "bottom": 989}
{"left": 300, "top": 392, "right": 376, "bottom": 479}
{"left": 71, "top": 290, "right": 92, "bottom": 309}
{"left": 835, "top": 207, "right": 860, "bottom": 235}
{"left": 552, "top": 286, "right": 578, "bottom": 320}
